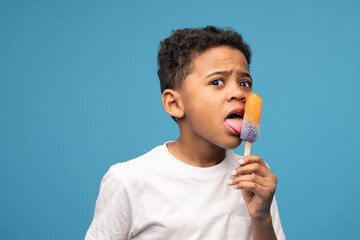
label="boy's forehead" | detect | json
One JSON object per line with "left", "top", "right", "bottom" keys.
{"left": 191, "top": 46, "right": 250, "bottom": 75}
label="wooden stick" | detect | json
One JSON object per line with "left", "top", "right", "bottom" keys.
{"left": 244, "top": 141, "right": 252, "bottom": 156}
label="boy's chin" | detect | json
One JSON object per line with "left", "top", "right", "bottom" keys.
{"left": 217, "top": 138, "right": 242, "bottom": 150}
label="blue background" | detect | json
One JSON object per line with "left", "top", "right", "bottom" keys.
{"left": 1, "top": 0, "right": 359, "bottom": 239}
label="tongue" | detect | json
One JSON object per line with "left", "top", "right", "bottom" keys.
{"left": 225, "top": 118, "right": 243, "bottom": 134}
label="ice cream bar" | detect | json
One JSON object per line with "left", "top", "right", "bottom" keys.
{"left": 240, "top": 93, "right": 262, "bottom": 142}
{"left": 241, "top": 93, "right": 262, "bottom": 156}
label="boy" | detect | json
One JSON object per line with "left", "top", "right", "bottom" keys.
{"left": 86, "top": 26, "right": 285, "bottom": 240}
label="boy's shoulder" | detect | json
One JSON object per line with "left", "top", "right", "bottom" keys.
{"left": 106, "top": 143, "right": 167, "bottom": 179}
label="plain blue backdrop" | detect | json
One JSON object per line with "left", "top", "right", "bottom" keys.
{"left": 1, "top": 0, "right": 359, "bottom": 239}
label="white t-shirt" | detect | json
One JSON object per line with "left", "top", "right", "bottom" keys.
{"left": 85, "top": 143, "right": 286, "bottom": 240}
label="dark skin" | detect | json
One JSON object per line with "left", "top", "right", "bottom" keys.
{"left": 162, "top": 46, "right": 278, "bottom": 240}
{"left": 229, "top": 155, "right": 278, "bottom": 239}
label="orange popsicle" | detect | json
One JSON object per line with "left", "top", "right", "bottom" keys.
{"left": 240, "top": 93, "right": 262, "bottom": 156}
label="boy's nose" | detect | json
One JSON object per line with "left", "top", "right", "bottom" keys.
{"left": 226, "top": 87, "right": 246, "bottom": 102}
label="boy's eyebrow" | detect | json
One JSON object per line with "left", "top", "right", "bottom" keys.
{"left": 205, "top": 70, "right": 252, "bottom": 81}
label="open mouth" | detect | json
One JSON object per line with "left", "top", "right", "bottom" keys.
{"left": 227, "top": 113, "right": 243, "bottom": 119}
{"left": 224, "top": 111, "right": 244, "bottom": 135}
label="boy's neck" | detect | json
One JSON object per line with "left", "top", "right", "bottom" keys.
{"left": 166, "top": 137, "right": 226, "bottom": 168}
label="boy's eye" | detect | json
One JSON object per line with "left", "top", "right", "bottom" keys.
{"left": 239, "top": 81, "right": 252, "bottom": 88}
{"left": 210, "top": 79, "right": 224, "bottom": 86}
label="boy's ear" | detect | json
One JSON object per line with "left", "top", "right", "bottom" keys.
{"left": 161, "top": 89, "right": 184, "bottom": 120}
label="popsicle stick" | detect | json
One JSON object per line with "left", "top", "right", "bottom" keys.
{"left": 244, "top": 141, "right": 251, "bottom": 156}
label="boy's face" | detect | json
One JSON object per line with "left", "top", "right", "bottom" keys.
{"left": 179, "top": 46, "right": 253, "bottom": 149}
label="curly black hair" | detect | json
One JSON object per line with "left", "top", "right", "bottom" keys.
{"left": 157, "top": 26, "right": 252, "bottom": 93}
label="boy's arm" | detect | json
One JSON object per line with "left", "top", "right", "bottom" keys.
{"left": 251, "top": 214, "right": 277, "bottom": 240}
{"left": 85, "top": 166, "right": 132, "bottom": 240}
{"left": 228, "top": 155, "right": 278, "bottom": 240}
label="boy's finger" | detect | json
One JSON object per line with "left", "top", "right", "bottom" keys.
{"left": 228, "top": 174, "right": 268, "bottom": 188}
{"left": 238, "top": 155, "right": 269, "bottom": 169}
{"left": 233, "top": 181, "right": 269, "bottom": 198}
{"left": 231, "top": 162, "right": 268, "bottom": 177}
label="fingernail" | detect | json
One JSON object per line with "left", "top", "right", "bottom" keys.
{"left": 238, "top": 159, "right": 245, "bottom": 165}
{"left": 228, "top": 179, "right": 233, "bottom": 184}
{"left": 231, "top": 170, "right": 237, "bottom": 176}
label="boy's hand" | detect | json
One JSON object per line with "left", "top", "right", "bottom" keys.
{"left": 228, "top": 155, "right": 277, "bottom": 220}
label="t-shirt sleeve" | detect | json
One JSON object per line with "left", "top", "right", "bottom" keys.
{"left": 270, "top": 196, "right": 286, "bottom": 240}
{"left": 85, "top": 166, "right": 132, "bottom": 240}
